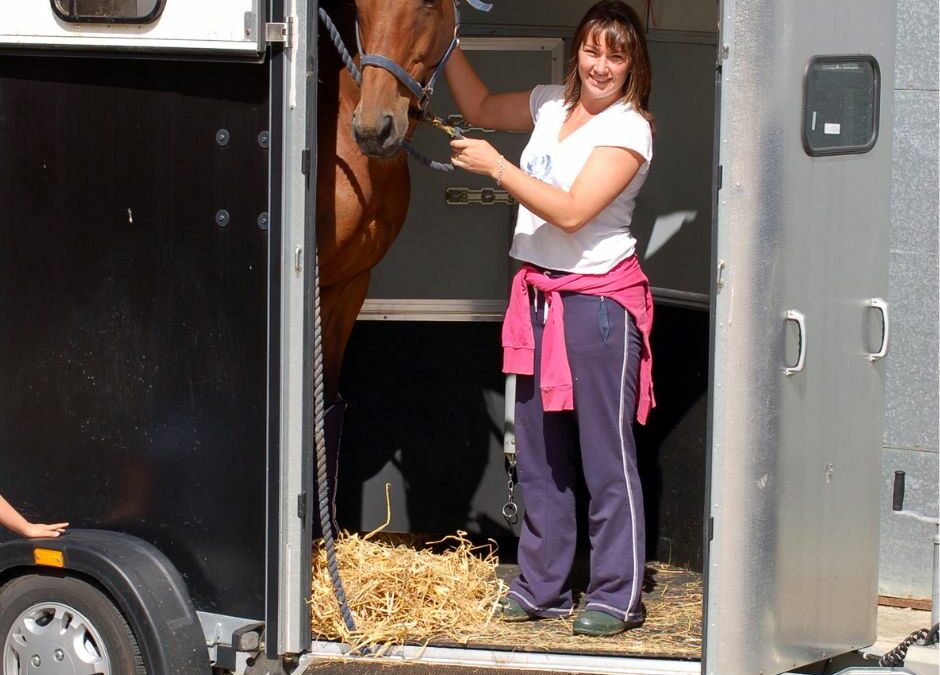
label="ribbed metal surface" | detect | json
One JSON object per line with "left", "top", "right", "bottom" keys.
{"left": 707, "top": 1, "right": 895, "bottom": 673}
{"left": 879, "top": 0, "right": 939, "bottom": 601}
{"left": 895, "top": 0, "right": 939, "bottom": 91}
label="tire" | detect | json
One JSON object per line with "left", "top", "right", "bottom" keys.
{"left": 0, "top": 573, "right": 147, "bottom": 675}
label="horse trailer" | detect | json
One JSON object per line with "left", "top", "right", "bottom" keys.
{"left": 0, "top": 1, "right": 914, "bottom": 674}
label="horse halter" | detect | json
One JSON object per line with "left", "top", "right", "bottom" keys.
{"left": 354, "top": 0, "right": 492, "bottom": 114}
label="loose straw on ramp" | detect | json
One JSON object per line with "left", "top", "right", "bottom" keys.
{"left": 310, "top": 487, "right": 702, "bottom": 659}
{"left": 310, "top": 486, "right": 506, "bottom": 654}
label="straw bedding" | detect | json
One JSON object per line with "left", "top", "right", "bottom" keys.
{"left": 310, "top": 530, "right": 505, "bottom": 655}
{"left": 310, "top": 529, "right": 702, "bottom": 659}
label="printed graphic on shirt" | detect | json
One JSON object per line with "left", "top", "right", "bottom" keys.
{"left": 524, "top": 153, "right": 553, "bottom": 182}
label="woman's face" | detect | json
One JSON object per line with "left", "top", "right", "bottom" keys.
{"left": 577, "top": 31, "right": 630, "bottom": 104}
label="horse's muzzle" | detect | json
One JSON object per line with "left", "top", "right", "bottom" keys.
{"left": 352, "top": 108, "right": 404, "bottom": 159}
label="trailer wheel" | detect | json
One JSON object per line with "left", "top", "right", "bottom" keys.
{"left": 0, "top": 573, "right": 146, "bottom": 675}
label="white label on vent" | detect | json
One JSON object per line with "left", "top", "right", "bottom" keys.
{"left": 824, "top": 123, "right": 841, "bottom": 135}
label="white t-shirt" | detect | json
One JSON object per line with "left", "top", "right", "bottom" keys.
{"left": 509, "top": 84, "right": 653, "bottom": 274}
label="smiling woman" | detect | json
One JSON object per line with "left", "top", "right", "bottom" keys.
{"left": 442, "top": 1, "right": 657, "bottom": 637}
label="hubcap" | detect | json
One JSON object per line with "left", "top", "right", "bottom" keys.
{"left": 3, "top": 602, "right": 111, "bottom": 675}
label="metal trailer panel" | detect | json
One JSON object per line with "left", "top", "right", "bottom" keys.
{"left": 271, "top": 0, "right": 318, "bottom": 656}
{"left": 706, "top": 1, "right": 895, "bottom": 674}
{"left": 0, "top": 1, "right": 264, "bottom": 55}
{"left": 365, "top": 37, "right": 563, "bottom": 317}
{"left": 0, "top": 53, "right": 270, "bottom": 621}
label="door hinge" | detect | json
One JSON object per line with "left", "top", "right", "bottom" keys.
{"left": 244, "top": 11, "right": 257, "bottom": 39}
{"left": 265, "top": 17, "right": 295, "bottom": 49}
{"left": 301, "top": 148, "right": 311, "bottom": 176}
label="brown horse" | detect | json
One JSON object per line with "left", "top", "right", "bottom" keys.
{"left": 313, "top": 1, "right": 459, "bottom": 525}
{"left": 316, "top": 0, "right": 458, "bottom": 405}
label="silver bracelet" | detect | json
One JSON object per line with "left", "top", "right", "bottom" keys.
{"left": 496, "top": 156, "right": 504, "bottom": 187}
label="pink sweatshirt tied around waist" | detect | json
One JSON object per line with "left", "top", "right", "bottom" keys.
{"left": 502, "top": 256, "right": 655, "bottom": 425}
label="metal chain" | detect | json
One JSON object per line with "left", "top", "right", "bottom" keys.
{"left": 502, "top": 459, "right": 519, "bottom": 526}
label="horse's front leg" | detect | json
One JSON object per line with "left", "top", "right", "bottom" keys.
{"left": 313, "top": 269, "right": 371, "bottom": 535}
{"left": 319, "top": 270, "right": 371, "bottom": 406}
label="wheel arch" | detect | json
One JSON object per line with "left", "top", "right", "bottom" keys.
{"left": 0, "top": 529, "right": 211, "bottom": 675}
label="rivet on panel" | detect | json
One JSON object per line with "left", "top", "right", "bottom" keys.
{"left": 257, "top": 212, "right": 269, "bottom": 230}
{"left": 216, "top": 129, "right": 230, "bottom": 146}
{"left": 215, "top": 210, "right": 230, "bottom": 227}
{"left": 258, "top": 131, "right": 270, "bottom": 148}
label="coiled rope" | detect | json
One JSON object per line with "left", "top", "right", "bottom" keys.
{"left": 312, "top": 249, "right": 357, "bottom": 635}
{"left": 871, "top": 623, "right": 939, "bottom": 667}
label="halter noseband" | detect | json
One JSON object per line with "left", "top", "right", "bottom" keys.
{"left": 355, "top": 0, "right": 491, "bottom": 113}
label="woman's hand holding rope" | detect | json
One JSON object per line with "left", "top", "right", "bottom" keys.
{"left": 450, "top": 138, "right": 505, "bottom": 182}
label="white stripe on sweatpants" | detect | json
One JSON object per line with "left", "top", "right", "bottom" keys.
{"left": 618, "top": 316, "right": 641, "bottom": 620}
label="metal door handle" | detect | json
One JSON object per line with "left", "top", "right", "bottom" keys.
{"left": 445, "top": 187, "right": 516, "bottom": 206}
{"left": 867, "top": 297, "right": 889, "bottom": 361}
{"left": 784, "top": 309, "right": 806, "bottom": 376}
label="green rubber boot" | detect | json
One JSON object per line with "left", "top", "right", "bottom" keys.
{"left": 572, "top": 609, "right": 639, "bottom": 637}
{"left": 498, "top": 597, "right": 538, "bottom": 622}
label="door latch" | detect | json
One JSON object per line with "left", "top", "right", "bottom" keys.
{"left": 265, "top": 17, "right": 295, "bottom": 49}
{"left": 446, "top": 187, "right": 516, "bottom": 206}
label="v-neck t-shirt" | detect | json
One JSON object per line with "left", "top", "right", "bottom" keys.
{"left": 509, "top": 84, "right": 653, "bottom": 274}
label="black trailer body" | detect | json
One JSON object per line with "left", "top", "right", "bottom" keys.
{"left": 0, "top": 1, "right": 316, "bottom": 672}
{"left": 0, "top": 52, "right": 270, "bottom": 622}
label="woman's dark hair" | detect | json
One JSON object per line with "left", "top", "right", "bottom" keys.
{"left": 563, "top": 0, "right": 655, "bottom": 134}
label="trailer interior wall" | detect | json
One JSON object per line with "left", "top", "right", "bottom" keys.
{"left": 878, "top": 0, "right": 940, "bottom": 603}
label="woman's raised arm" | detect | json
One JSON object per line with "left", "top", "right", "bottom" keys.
{"left": 443, "top": 47, "right": 534, "bottom": 133}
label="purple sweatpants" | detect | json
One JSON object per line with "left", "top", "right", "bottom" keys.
{"left": 508, "top": 287, "right": 646, "bottom": 622}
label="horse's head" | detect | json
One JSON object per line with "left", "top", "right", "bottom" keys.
{"left": 351, "top": 0, "right": 457, "bottom": 158}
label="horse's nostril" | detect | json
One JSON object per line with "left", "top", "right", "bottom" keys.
{"left": 377, "top": 114, "right": 395, "bottom": 144}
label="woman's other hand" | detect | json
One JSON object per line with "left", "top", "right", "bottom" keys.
{"left": 21, "top": 522, "right": 69, "bottom": 538}
{"left": 450, "top": 138, "right": 503, "bottom": 179}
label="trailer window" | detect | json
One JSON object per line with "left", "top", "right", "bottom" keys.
{"left": 803, "top": 56, "right": 880, "bottom": 156}
{"left": 51, "top": 0, "right": 164, "bottom": 24}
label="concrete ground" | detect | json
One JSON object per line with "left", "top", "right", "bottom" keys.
{"left": 867, "top": 606, "right": 937, "bottom": 675}
{"left": 874, "top": 605, "right": 935, "bottom": 652}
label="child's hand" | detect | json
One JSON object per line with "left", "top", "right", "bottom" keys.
{"left": 21, "top": 522, "right": 69, "bottom": 538}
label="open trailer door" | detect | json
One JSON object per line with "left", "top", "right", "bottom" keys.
{"left": 705, "top": 1, "right": 896, "bottom": 674}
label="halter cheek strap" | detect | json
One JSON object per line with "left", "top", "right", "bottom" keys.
{"left": 359, "top": 53, "right": 429, "bottom": 103}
